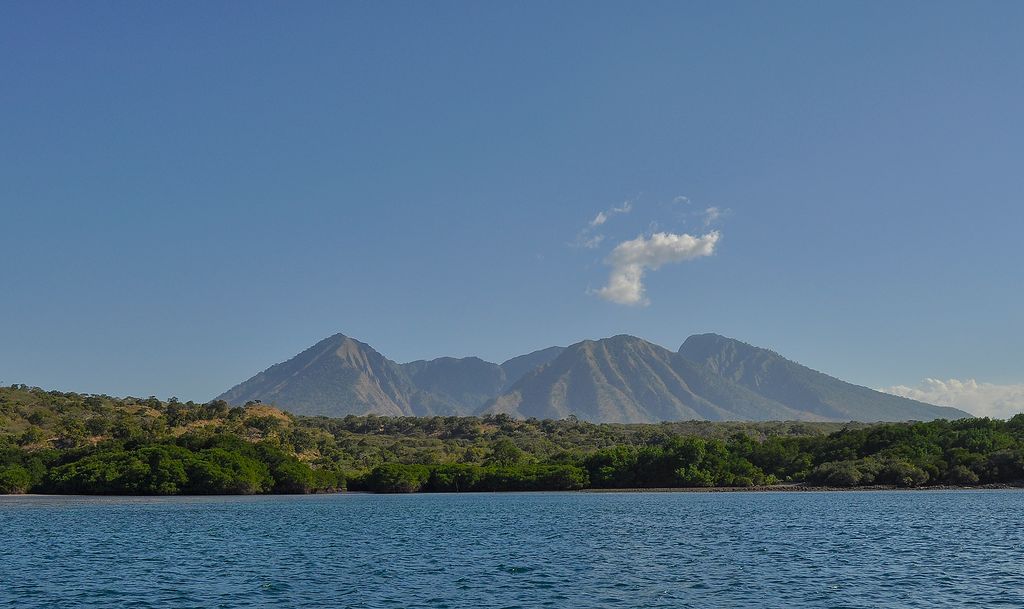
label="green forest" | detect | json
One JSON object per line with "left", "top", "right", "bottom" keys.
{"left": 1, "top": 384, "right": 1022, "bottom": 495}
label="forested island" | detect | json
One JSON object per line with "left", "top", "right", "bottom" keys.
{"left": 1, "top": 384, "right": 1021, "bottom": 495}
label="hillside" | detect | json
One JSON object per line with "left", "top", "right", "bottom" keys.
{"left": 401, "top": 356, "right": 506, "bottom": 416}
{"left": 484, "top": 335, "right": 811, "bottom": 423}
{"left": 217, "top": 335, "right": 565, "bottom": 417}
{"left": 498, "top": 347, "right": 566, "bottom": 391}
{"left": 217, "top": 334, "right": 417, "bottom": 417}
{"left": 679, "top": 334, "right": 970, "bottom": 422}
{"left": 0, "top": 383, "right": 857, "bottom": 494}
{"left": 0, "top": 384, "right": 1018, "bottom": 496}
{"left": 217, "top": 332, "right": 972, "bottom": 423}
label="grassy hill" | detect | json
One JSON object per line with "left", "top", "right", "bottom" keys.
{"left": 0, "top": 383, "right": 852, "bottom": 469}
{"left": 2, "top": 383, "right": 1017, "bottom": 495}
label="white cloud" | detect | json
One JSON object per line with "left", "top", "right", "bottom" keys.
{"left": 881, "top": 378, "right": 1024, "bottom": 419}
{"left": 589, "top": 211, "right": 609, "bottom": 228}
{"left": 673, "top": 195, "right": 690, "bottom": 205}
{"left": 613, "top": 200, "right": 633, "bottom": 213}
{"left": 588, "top": 200, "right": 632, "bottom": 228}
{"left": 574, "top": 200, "right": 634, "bottom": 248}
{"left": 595, "top": 231, "right": 720, "bottom": 306}
{"left": 577, "top": 234, "right": 605, "bottom": 249}
{"left": 703, "top": 206, "right": 721, "bottom": 226}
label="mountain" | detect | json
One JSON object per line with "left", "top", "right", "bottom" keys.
{"left": 498, "top": 346, "right": 566, "bottom": 391}
{"left": 483, "top": 335, "right": 813, "bottom": 423}
{"left": 217, "top": 334, "right": 417, "bottom": 417}
{"left": 217, "top": 335, "right": 559, "bottom": 417}
{"left": 678, "top": 333, "right": 971, "bottom": 422}
{"left": 218, "top": 331, "right": 971, "bottom": 423}
{"left": 400, "top": 357, "right": 505, "bottom": 415}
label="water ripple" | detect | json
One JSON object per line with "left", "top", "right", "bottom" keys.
{"left": 1, "top": 491, "right": 1023, "bottom": 607}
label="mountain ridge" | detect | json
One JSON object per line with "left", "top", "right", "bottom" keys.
{"left": 679, "top": 333, "right": 968, "bottom": 422}
{"left": 217, "top": 332, "right": 972, "bottom": 422}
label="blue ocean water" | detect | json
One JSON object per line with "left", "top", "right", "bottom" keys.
{"left": 1, "top": 491, "right": 1022, "bottom": 608}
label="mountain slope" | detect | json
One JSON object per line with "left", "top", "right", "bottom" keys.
{"left": 678, "top": 333, "right": 971, "bottom": 422}
{"left": 499, "top": 346, "right": 566, "bottom": 391}
{"left": 217, "top": 335, "right": 564, "bottom": 417}
{"left": 401, "top": 357, "right": 506, "bottom": 415}
{"left": 484, "top": 335, "right": 811, "bottom": 423}
{"left": 218, "top": 332, "right": 969, "bottom": 423}
{"left": 217, "top": 334, "right": 417, "bottom": 417}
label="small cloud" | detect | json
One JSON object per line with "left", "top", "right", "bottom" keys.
{"left": 589, "top": 200, "right": 632, "bottom": 228}
{"left": 881, "top": 378, "right": 1024, "bottom": 419}
{"left": 589, "top": 211, "right": 609, "bottom": 228}
{"left": 700, "top": 206, "right": 732, "bottom": 228}
{"left": 673, "top": 195, "right": 690, "bottom": 205}
{"left": 595, "top": 231, "right": 720, "bottom": 306}
{"left": 574, "top": 200, "right": 634, "bottom": 248}
{"left": 577, "top": 234, "right": 605, "bottom": 249}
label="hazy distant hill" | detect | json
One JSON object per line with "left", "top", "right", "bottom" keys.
{"left": 218, "top": 335, "right": 563, "bottom": 417}
{"left": 218, "top": 332, "right": 972, "bottom": 422}
{"left": 678, "top": 333, "right": 970, "bottom": 422}
{"left": 483, "top": 335, "right": 812, "bottom": 423}
{"left": 498, "top": 347, "right": 566, "bottom": 392}
{"left": 217, "top": 334, "right": 417, "bottom": 417}
{"left": 401, "top": 356, "right": 505, "bottom": 416}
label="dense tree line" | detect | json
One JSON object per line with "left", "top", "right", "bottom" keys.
{"left": 3, "top": 384, "right": 1024, "bottom": 494}
{"left": 354, "top": 463, "right": 589, "bottom": 493}
{"left": 0, "top": 434, "right": 343, "bottom": 495}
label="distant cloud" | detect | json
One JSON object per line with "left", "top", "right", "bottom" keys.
{"left": 595, "top": 231, "right": 720, "bottom": 306}
{"left": 667, "top": 196, "right": 730, "bottom": 229}
{"left": 881, "top": 378, "right": 1024, "bottom": 419}
{"left": 703, "top": 206, "right": 721, "bottom": 226}
{"left": 589, "top": 200, "right": 632, "bottom": 228}
{"left": 573, "top": 200, "right": 634, "bottom": 248}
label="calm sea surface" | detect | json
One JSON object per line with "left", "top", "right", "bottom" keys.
{"left": 1, "top": 490, "right": 1022, "bottom": 608}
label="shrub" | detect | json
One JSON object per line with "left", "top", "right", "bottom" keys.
{"left": 945, "top": 465, "right": 979, "bottom": 485}
{"left": 807, "top": 461, "right": 864, "bottom": 487}
{"left": 875, "top": 460, "right": 929, "bottom": 487}
{"left": 0, "top": 465, "right": 32, "bottom": 494}
{"left": 366, "top": 463, "right": 431, "bottom": 493}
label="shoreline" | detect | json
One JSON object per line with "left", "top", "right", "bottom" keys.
{"left": 4, "top": 482, "right": 1024, "bottom": 498}
{"left": 581, "top": 483, "right": 1024, "bottom": 493}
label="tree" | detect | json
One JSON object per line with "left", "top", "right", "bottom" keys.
{"left": 188, "top": 448, "right": 273, "bottom": 494}
{"left": 367, "top": 464, "right": 430, "bottom": 493}
{"left": 0, "top": 466, "right": 32, "bottom": 493}
{"left": 876, "top": 459, "right": 929, "bottom": 487}
{"left": 807, "top": 461, "right": 864, "bottom": 487}
{"left": 945, "top": 465, "right": 979, "bottom": 485}
{"left": 17, "top": 426, "right": 46, "bottom": 447}
{"left": 488, "top": 439, "right": 525, "bottom": 467}
{"left": 429, "top": 464, "right": 481, "bottom": 492}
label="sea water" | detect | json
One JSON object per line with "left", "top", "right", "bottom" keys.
{"left": 1, "top": 490, "right": 1022, "bottom": 608}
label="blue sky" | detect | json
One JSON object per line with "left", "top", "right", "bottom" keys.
{"left": 2, "top": 2, "right": 1022, "bottom": 412}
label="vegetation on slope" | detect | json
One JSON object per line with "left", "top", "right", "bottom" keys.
{"left": 1, "top": 384, "right": 1020, "bottom": 495}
